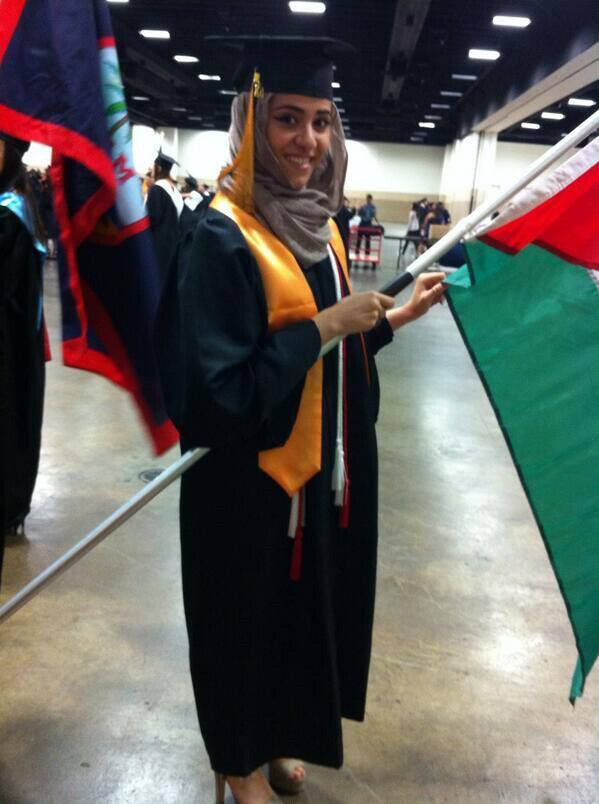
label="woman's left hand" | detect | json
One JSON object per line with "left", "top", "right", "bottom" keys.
{"left": 386, "top": 272, "right": 446, "bottom": 331}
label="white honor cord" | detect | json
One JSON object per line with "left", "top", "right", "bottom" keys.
{"left": 327, "top": 244, "right": 345, "bottom": 506}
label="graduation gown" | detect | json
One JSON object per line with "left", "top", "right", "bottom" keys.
{"left": 0, "top": 204, "right": 45, "bottom": 584}
{"left": 146, "top": 181, "right": 182, "bottom": 282}
{"left": 156, "top": 207, "right": 393, "bottom": 775}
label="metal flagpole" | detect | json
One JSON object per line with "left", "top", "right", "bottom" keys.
{"left": 1, "top": 109, "right": 597, "bottom": 627}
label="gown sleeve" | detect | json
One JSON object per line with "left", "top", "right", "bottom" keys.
{"left": 363, "top": 317, "right": 393, "bottom": 356}
{"left": 155, "top": 210, "right": 322, "bottom": 451}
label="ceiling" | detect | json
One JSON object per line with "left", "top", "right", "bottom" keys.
{"left": 109, "top": 0, "right": 597, "bottom": 147}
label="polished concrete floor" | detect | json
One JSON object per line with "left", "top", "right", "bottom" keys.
{"left": 0, "top": 237, "right": 597, "bottom": 803}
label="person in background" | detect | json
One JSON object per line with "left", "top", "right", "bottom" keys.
{"left": 402, "top": 201, "right": 421, "bottom": 255}
{"left": 145, "top": 151, "right": 184, "bottom": 282}
{"left": 182, "top": 176, "right": 202, "bottom": 212}
{"left": 356, "top": 192, "right": 378, "bottom": 260}
{"left": 333, "top": 195, "right": 355, "bottom": 258}
{"left": 0, "top": 133, "right": 47, "bottom": 586}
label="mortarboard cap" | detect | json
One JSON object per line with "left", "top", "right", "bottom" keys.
{"left": 206, "top": 36, "right": 355, "bottom": 99}
{"left": 154, "top": 150, "right": 178, "bottom": 170}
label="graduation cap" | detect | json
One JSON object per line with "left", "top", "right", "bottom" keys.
{"left": 206, "top": 36, "right": 354, "bottom": 213}
{"left": 206, "top": 35, "right": 355, "bottom": 100}
{"left": 154, "top": 149, "right": 178, "bottom": 172}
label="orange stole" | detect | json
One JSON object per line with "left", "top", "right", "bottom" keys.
{"left": 211, "top": 191, "right": 351, "bottom": 496}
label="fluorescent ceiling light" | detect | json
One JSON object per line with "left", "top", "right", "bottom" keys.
{"left": 541, "top": 111, "right": 565, "bottom": 120}
{"left": 337, "top": 107, "right": 346, "bottom": 113}
{"left": 174, "top": 55, "right": 199, "bottom": 63}
{"left": 333, "top": 96, "right": 343, "bottom": 102}
{"left": 188, "top": 116, "right": 203, "bottom": 121}
{"left": 568, "top": 97, "right": 595, "bottom": 107}
{"left": 289, "top": 1, "right": 326, "bottom": 13}
{"left": 425, "top": 114, "right": 442, "bottom": 120}
{"left": 440, "top": 90, "right": 462, "bottom": 97}
{"left": 219, "top": 90, "right": 237, "bottom": 96}
{"left": 469, "top": 48, "right": 500, "bottom": 60}
{"left": 410, "top": 136, "right": 424, "bottom": 142}
{"left": 173, "top": 107, "right": 187, "bottom": 112}
{"left": 452, "top": 73, "right": 477, "bottom": 80}
{"left": 132, "top": 95, "right": 149, "bottom": 101}
{"left": 199, "top": 74, "right": 221, "bottom": 81}
{"left": 521, "top": 122, "right": 540, "bottom": 129}
{"left": 419, "top": 121, "right": 435, "bottom": 128}
{"left": 431, "top": 103, "right": 450, "bottom": 109}
{"left": 107, "top": 0, "right": 129, "bottom": 3}
{"left": 493, "top": 15, "right": 531, "bottom": 27}
{"left": 139, "top": 29, "right": 170, "bottom": 39}
{"left": 332, "top": 81, "right": 341, "bottom": 89}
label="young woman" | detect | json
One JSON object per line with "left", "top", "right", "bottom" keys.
{"left": 157, "top": 38, "right": 444, "bottom": 804}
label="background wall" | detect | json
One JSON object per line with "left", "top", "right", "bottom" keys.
{"left": 129, "top": 126, "right": 568, "bottom": 225}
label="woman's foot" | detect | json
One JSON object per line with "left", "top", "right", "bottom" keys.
{"left": 268, "top": 758, "right": 306, "bottom": 795}
{"left": 219, "top": 768, "right": 280, "bottom": 804}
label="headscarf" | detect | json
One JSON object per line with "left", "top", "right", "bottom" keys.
{"left": 220, "top": 92, "right": 348, "bottom": 269}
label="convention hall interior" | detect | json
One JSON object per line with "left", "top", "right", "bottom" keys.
{"left": 1, "top": 0, "right": 598, "bottom": 802}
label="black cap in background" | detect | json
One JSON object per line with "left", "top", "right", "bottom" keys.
{"left": 205, "top": 36, "right": 355, "bottom": 99}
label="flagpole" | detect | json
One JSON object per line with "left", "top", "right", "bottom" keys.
{"left": 1, "top": 110, "right": 597, "bottom": 627}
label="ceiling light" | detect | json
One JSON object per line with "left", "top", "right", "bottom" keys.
{"left": 440, "top": 90, "right": 462, "bottom": 97}
{"left": 469, "top": 48, "right": 500, "bottom": 60}
{"left": 107, "top": 0, "right": 129, "bottom": 3}
{"left": 425, "top": 114, "right": 442, "bottom": 120}
{"left": 174, "top": 55, "right": 199, "bottom": 63}
{"left": 337, "top": 107, "right": 346, "bottom": 113}
{"left": 333, "top": 96, "right": 343, "bottom": 102}
{"left": 568, "top": 97, "right": 595, "bottom": 107}
{"left": 492, "top": 15, "right": 531, "bottom": 27}
{"left": 132, "top": 95, "right": 149, "bottom": 101}
{"left": 332, "top": 81, "right": 341, "bottom": 89}
{"left": 452, "top": 73, "right": 477, "bottom": 80}
{"left": 173, "top": 107, "right": 187, "bottom": 112}
{"left": 431, "top": 103, "right": 450, "bottom": 109}
{"left": 419, "top": 121, "right": 435, "bottom": 128}
{"left": 188, "top": 115, "right": 203, "bottom": 121}
{"left": 289, "top": 1, "right": 326, "bottom": 13}
{"left": 219, "top": 90, "right": 237, "bottom": 96}
{"left": 199, "top": 74, "right": 221, "bottom": 81}
{"left": 541, "top": 111, "right": 565, "bottom": 120}
{"left": 410, "top": 136, "right": 424, "bottom": 142}
{"left": 139, "top": 29, "right": 170, "bottom": 39}
{"left": 521, "top": 122, "right": 540, "bottom": 129}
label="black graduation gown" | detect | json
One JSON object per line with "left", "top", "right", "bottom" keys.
{"left": 0, "top": 206, "right": 45, "bottom": 585}
{"left": 146, "top": 183, "right": 181, "bottom": 282}
{"left": 156, "top": 208, "right": 393, "bottom": 775}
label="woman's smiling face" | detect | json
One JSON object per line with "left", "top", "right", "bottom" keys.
{"left": 266, "top": 94, "right": 333, "bottom": 190}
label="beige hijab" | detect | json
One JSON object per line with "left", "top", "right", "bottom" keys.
{"left": 220, "top": 92, "right": 348, "bottom": 269}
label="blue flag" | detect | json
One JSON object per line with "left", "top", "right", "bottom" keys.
{"left": 0, "top": 0, "right": 178, "bottom": 453}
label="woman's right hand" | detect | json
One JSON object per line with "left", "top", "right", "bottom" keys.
{"left": 313, "top": 291, "right": 395, "bottom": 345}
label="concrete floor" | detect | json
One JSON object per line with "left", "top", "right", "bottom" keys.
{"left": 0, "top": 237, "right": 597, "bottom": 803}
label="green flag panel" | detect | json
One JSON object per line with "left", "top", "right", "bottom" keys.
{"left": 445, "top": 241, "right": 599, "bottom": 701}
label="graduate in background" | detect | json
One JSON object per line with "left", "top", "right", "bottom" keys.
{"left": 145, "top": 151, "right": 184, "bottom": 281}
{"left": 0, "top": 133, "right": 46, "bottom": 585}
{"left": 156, "top": 36, "right": 444, "bottom": 803}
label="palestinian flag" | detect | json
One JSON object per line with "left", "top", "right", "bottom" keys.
{"left": 445, "top": 136, "right": 599, "bottom": 702}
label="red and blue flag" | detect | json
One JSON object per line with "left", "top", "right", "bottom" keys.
{"left": 0, "top": 0, "right": 178, "bottom": 453}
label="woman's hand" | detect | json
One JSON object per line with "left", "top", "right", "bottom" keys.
{"left": 386, "top": 272, "right": 446, "bottom": 331}
{"left": 314, "top": 291, "right": 395, "bottom": 345}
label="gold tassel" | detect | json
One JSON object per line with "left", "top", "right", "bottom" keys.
{"left": 218, "top": 69, "right": 263, "bottom": 214}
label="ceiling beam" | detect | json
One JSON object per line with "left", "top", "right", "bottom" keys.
{"left": 380, "top": 0, "right": 432, "bottom": 108}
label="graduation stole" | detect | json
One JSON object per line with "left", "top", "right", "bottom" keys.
{"left": 211, "top": 190, "right": 351, "bottom": 496}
